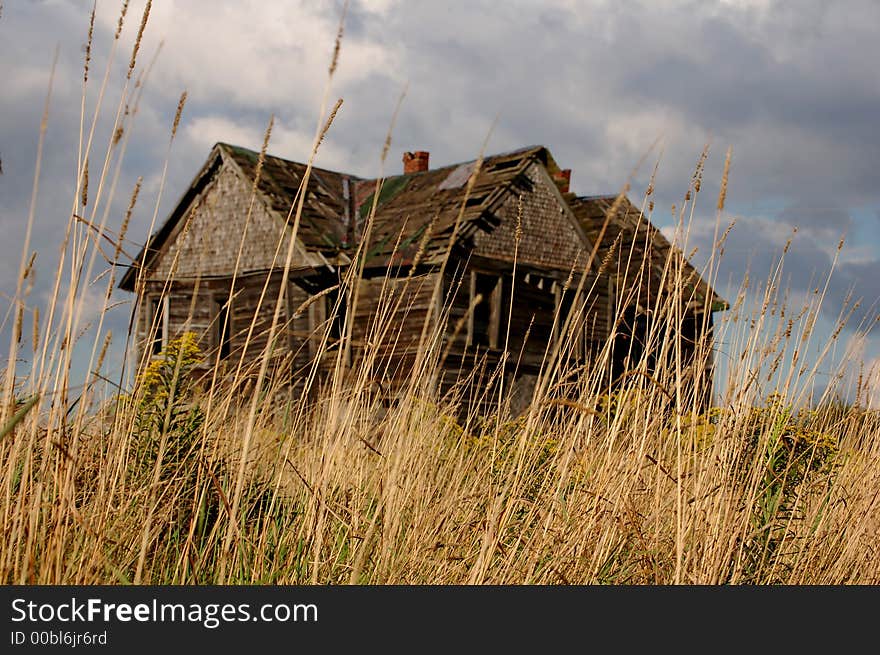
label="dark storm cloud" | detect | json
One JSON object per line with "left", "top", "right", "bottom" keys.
{"left": 687, "top": 209, "right": 880, "bottom": 334}
{"left": 777, "top": 205, "right": 852, "bottom": 232}
{"left": 607, "top": 1, "right": 880, "bottom": 204}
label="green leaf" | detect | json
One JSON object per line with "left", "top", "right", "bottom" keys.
{"left": 0, "top": 394, "right": 40, "bottom": 442}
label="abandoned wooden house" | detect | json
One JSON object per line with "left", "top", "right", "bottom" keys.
{"left": 119, "top": 142, "right": 727, "bottom": 406}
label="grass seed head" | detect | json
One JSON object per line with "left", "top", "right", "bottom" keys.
{"left": 171, "top": 91, "right": 187, "bottom": 139}
{"left": 116, "top": 1, "right": 130, "bottom": 40}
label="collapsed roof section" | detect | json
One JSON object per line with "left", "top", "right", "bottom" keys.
{"left": 119, "top": 142, "right": 726, "bottom": 313}
{"left": 570, "top": 195, "right": 728, "bottom": 313}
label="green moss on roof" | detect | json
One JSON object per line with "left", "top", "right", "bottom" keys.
{"left": 359, "top": 175, "right": 410, "bottom": 220}
{"left": 222, "top": 143, "right": 259, "bottom": 162}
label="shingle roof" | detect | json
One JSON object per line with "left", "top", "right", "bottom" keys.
{"left": 119, "top": 142, "right": 726, "bottom": 313}
{"left": 569, "top": 195, "right": 728, "bottom": 312}
{"left": 120, "top": 143, "right": 556, "bottom": 290}
{"left": 353, "top": 145, "right": 549, "bottom": 267}
{"left": 218, "top": 143, "right": 552, "bottom": 267}
{"left": 196, "top": 143, "right": 554, "bottom": 268}
{"left": 221, "top": 143, "right": 355, "bottom": 254}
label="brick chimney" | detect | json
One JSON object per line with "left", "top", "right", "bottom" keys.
{"left": 403, "top": 150, "right": 430, "bottom": 174}
{"left": 553, "top": 169, "right": 571, "bottom": 194}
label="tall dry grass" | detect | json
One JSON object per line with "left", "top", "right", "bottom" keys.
{"left": 2, "top": 3, "right": 879, "bottom": 585}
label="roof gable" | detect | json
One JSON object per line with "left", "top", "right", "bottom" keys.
{"left": 220, "top": 143, "right": 355, "bottom": 253}
{"left": 352, "top": 146, "right": 565, "bottom": 268}
{"left": 119, "top": 142, "right": 726, "bottom": 314}
{"left": 471, "top": 160, "right": 593, "bottom": 272}
{"left": 119, "top": 143, "right": 331, "bottom": 290}
{"left": 119, "top": 148, "right": 224, "bottom": 290}
{"left": 570, "top": 195, "right": 728, "bottom": 312}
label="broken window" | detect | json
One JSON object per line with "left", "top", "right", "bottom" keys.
{"left": 305, "top": 285, "right": 350, "bottom": 364}
{"left": 214, "top": 296, "right": 232, "bottom": 359}
{"left": 146, "top": 295, "right": 167, "bottom": 356}
{"left": 555, "top": 287, "right": 587, "bottom": 360}
{"left": 468, "top": 272, "right": 505, "bottom": 349}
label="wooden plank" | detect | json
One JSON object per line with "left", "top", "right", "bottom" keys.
{"left": 307, "top": 289, "right": 326, "bottom": 361}
{"left": 488, "top": 275, "right": 501, "bottom": 350}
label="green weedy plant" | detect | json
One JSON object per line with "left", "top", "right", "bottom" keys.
{"left": 132, "top": 332, "right": 206, "bottom": 523}
{"left": 135, "top": 333, "right": 204, "bottom": 452}
{"left": 738, "top": 393, "right": 840, "bottom": 583}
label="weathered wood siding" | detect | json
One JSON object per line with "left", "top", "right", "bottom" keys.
{"left": 147, "top": 160, "right": 314, "bottom": 281}
{"left": 472, "top": 161, "right": 588, "bottom": 272}
{"left": 137, "top": 273, "right": 313, "bottom": 374}
{"left": 347, "top": 272, "right": 440, "bottom": 387}
{"left": 138, "top": 279, "right": 226, "bottom": 358}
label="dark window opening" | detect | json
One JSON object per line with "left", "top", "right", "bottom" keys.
{"left": 325, "top": 286, "right": 348, "bottom": 346}
{"left": 612, "top": 305, "right": 654, "bottom": 380}
{"left": 322, "top": 285, "right": 352, "bottom": 366}
{"left": 506, "top": 272, "right": 555, "bottom": 353}
{"left": 214, "top": 297, "right": 232, "bottom": 359}
{"left": 305, "top": 289, "right": 327, "bottom": 360}
{"left": 680, "top": 313, "right": 697, "bottom": 363}
{"left": 556, "top": 288, "right": 586, "bottom": 360}
{"left": 555, "top": 284, "right": 606, "bottom": 361}
{"left": 490, "top": 159, "right": 520, "bottom": 172}
{"left": 470, "top": 273, "right": 506, "bottom": 349}
{"left": 148, "top": 296, "right": 166, "bottom": 356}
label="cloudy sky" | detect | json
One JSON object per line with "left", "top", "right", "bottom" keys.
{"left": 2, "top": 0, "right": 879, "bottom": 403}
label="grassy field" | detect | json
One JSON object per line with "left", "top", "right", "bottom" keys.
{"left": 2, "top": 2, "right": 879, "bottom": 585}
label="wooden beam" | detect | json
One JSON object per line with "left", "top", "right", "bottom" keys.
{"left": 488, "top": 275, "right": 502, "bottom": 350}
{"left": 467, "top": 271, "right": 476, "bottom": 347}
{"left": 285, "top": 281, "right": 297, "bottom": 355}
{"left": 308, "top": 293, "right": 327, "bottom": 361}
{"left": 553, "top": 281, "right": 562, "bottom": 344}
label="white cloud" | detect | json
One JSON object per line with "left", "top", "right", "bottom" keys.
{"left": 184, "top": 113, "right": 353, "bottom": 172}
{"left": 95, "top": 0, "right": 397, "bottom": 110}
